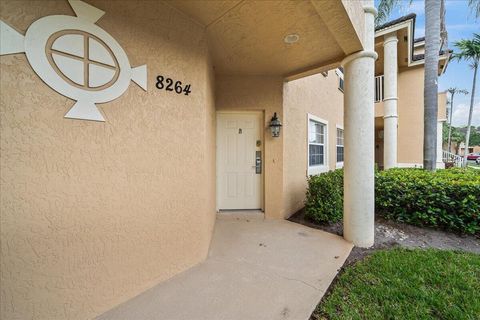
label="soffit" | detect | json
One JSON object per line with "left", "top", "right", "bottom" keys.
{"left": 169, "top": 0, "right": 364, "bottom": 78}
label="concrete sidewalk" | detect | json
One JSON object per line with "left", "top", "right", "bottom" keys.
{"left": 97, "top": 215, "right": 353, "bottom": 320}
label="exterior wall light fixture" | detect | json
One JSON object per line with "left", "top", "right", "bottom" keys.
{"left": 269, "top": 112, "right": 282, "bottom": 137}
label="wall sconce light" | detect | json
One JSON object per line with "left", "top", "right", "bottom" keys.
{"left": 269, "top": 112, "right": 282, "bottom": 138}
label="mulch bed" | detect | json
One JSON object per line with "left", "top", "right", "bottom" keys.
{"left": 289, "top": 208, "right": 479, "bottom": 265}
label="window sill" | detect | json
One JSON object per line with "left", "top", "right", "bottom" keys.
{"left": 308, "top": 165, "right": 329, "bottom": 176}
{"left": 336, "top": 162, "right": 344, "bottom": 169}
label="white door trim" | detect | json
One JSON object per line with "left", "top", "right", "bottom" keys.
{"left": 216, "top": 111, "right": 264, "bottom": 211}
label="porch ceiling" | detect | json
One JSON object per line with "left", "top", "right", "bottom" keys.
{"left": 168, "top": 0, "right": 365, "bottom": 79}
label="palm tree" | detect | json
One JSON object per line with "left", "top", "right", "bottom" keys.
{"left": 375, "top": 0, "right": 404, "bottom": 26}
{"left": 423, "top": 0, "right": 442, "bottom": 170}
{"left": 452, "top": 33, "right": 480, "bottom": 166}
{"left": 468, "top": 0, "right": 480, "bottom": 19}
{"left": 446, "top": 88, "right": 468, "bottom": 153}
{"left": 376, "top": 0, "right": 443, "bottom": 170}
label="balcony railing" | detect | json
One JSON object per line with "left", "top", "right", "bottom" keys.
{"left": 375, "top": 75, "right": 384, "bottom": 103}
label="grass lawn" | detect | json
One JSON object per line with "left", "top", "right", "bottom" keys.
{"left": 313, "top": 248, "right": 480, "bottom": 320}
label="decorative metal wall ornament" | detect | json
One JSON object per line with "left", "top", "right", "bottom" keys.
{"left": 0, "top": 0, "right": 148, "bottom": 122}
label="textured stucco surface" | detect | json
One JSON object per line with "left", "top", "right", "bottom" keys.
{"left": 0, "top": 1, "right": 216, "bottom": 319}
{"left": 283, "top": 72, "right": 344, "bottom": 217}
{"left": 215, "top": 75, "right": 285, "bottom": 218}
{"left": 171, "top": 0, "right": 363, "bottom": 77}
{"left": 340, "top": 0, "right": 366, "bottom": 51}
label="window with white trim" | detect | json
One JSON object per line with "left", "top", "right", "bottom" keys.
{"left": 308, "top": 115, "right": 328, "bottom": 175}
{"left": 336, "top": 68, "right": 344, "bottom": 92}
{"left": 336, "top": 128, "right": 344, "bottom": 163}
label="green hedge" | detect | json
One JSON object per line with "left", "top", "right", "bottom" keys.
{"left": 305, "top": 169, "right": 344, "bottom": 224}
{"left": 305, "top": 168, "right": 480, "bottom": 234}
{"left": 376, "top": 168, "right": 480, "bottom": 234}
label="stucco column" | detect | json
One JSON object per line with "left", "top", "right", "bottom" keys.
{"left": 436, "top": 120, "right": 445, "bottom": 169}
{"left": 342, "top": 1, "right": 377, "bottom": 248}
{"left": 383, "top": 32, "right": 398, "bottom": 169}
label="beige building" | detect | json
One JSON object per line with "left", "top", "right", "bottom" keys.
{"left": 0, "top": 1, "right": 448, "bottom": 319}
{"left": 459, "top": 142, "right": 480, "bottom": 156}
{"left": 373, "top": 14, "right": 449, "bottom": 169}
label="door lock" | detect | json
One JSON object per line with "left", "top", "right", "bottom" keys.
{"left": 255, "top": 151, "right": 262, "bottom": 174}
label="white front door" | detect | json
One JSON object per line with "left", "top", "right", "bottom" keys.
{"left": 217, "top": 112, "right": 263, "bottom": 210}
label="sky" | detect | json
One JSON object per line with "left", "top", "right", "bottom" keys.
{"left": 375, "top": 0, "right": 479, "bottom": 127}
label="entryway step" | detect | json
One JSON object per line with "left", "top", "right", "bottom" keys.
{"left": 216, "top": 210, "right": 264, "bottom": 221}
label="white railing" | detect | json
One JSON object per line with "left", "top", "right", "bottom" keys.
{"left": 442, "top": 150, "right": 464, "bottom": 167}
{"left": 375, "top": 75, "right": 384, "bottom": 103}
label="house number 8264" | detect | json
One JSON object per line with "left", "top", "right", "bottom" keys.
{"left": 156, "top": 75, "right": 192, "bottom": 95}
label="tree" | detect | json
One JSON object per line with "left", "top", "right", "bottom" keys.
{"left": 375, "top": 0, "right": 404, "bottom": 25}
{"left": 452, "top": 33, "right": 480, "bottom": 165}
{"left": 443, "top": 123, "right": 465, "bottom": 153}
{"left": 468, "top": 0, "right": 480, "bottom": 19}
{"left": 423, "top": 0, "right": 442, "bottom": 170}
{"left": 469, "top": 127, "right": 480, "bottom": 146}
{"left": 446, "top": 88, "right": 468, "bottom": 153}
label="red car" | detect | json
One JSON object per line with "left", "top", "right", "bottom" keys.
{"left": 466, "top": 153, "right": 480, "bottom": 160}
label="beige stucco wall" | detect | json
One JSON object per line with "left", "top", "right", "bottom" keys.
{"left": 215, "top": 75, "right": 284, "bottom": 219}
{"left": 0, "top": 1, "right": 216, "bottom": 319}
{"left": 438, "top": 91, "right": 447, "bottom": 120}
{"left": 375, "top": 67, "right": 448, "bottom": 166}
{"left": 283, "top": 72, "right": 344, "bottom": 216}
{"left": 397, "top": 67, "right": 423, "bottom": 164}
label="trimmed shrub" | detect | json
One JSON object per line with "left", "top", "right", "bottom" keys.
{"left": 305, "top": 168, "right": 480, "bottom": 234}
{"left": 305, "top": 169, "right": 343, "bottom": 224}
{"left": 376, "top": 168, "right": 480, "bottom": 234}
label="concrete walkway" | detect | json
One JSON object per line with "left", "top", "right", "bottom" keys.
{"left": 97, "top": 214, "right": 353, "bottom": 320}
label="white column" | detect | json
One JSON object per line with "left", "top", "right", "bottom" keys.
{"left": 342, "top": 0, "right": 377, "bottom": 248}
{"left": 436, "top": 120, "right": 445, "bottom": 169}
{"left": 383, "top": 32, "right": 398, "bottom": 169}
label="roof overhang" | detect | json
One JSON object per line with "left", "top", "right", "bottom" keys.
{"left": 376, "top": 17, "right": 416, "bottom": 67}
{"left": 375, "top": 14, "right": 450, "bottom": 76}
{"left": 168, "top": 0, "right": 366, "bottom": 80}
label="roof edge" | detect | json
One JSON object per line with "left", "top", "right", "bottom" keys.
{"left": 375, "top": 13, "right": 416, "bottom": 31}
